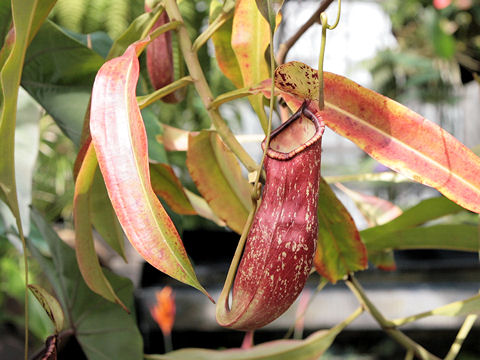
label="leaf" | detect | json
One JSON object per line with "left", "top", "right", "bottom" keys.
{"left": 360, "top": 196, "right": 465, "bottom": 243}
{"left": 314, "top": 178, "right": 367, "bottom": 283}
{"left": 183, "top": 189, "right": 226, "bottom": 227}
{"left": 186, "top": 131, "right": 251, "bottom": 234}
{"left": 22, "top": 20, "right": 105, "bottom": 146}
{"left": 28, "top": 284, "right": 65, "bottom": 334}
{"left": 156, "top": 123, "right": 194, "bottom": 152}
{"left": 363, "top": 224, "right": 479, "bottom": 253}
{"left": 209, "top": 0, "right": 243, "bottom": 88}
{"left": 150, "top": 163, "right": 196, "bottom": 215}
{"left": 274, "top": 62, "right": 480, "bottom": 214}
{"left": 232, "top": 0, "right": 270, "bottom": 131}
{"left": 393, "top": 294, "right": 480, "bottom": 326}
{"left": 90, "top": 40, "right": 211, "bottom": 300}
{"left": 29, "top": 210, "right": 144, "bottom": 360}
{"left": 255, "top": 0, "right": 284, "bottom": 33}
{"left": 74, "top": 141, "right": 127, "bottom": 310}
{"left": 146, "top": 307, "right": 362, "bottom": 360}
{"left": 0, "top": 1, "right": 11, "bottom": 50}
{"left": 335, "top": 183, "right": 402, "bottom": 227}
{"left": 142, "top": 107, "right": 169, "bottom": 163}
{"left": 90, "top": 168, "right": 126, "bottom": 260}
{"left": 0, "top": 0, "right": 55, "bottom": 225}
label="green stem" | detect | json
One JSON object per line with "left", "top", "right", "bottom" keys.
{"left": 192, "top": 10, "right": 233, "bottom": 52}
{"left": 148, "top": 20, "right": 183, "bottom": 42}
{"left": 20, "top": 224, "right": 28, "bottom": 360}
{"left": 164, "top": 0, "right": 258, "bottom": 173}
{"left": 208, "top": 87, "right": 256, "bottom": 110}
{"left": 137, "top": 76, "right": 193, "bottom": 109}
{"left": 345, "top": 274, "right": 441, "bottom": 360}
{"left": 444, "top": 314, "right": 478, "bottom": 360}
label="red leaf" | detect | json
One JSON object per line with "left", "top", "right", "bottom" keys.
{"left": 90, "top": 39, "right": 211, "bottom": 300}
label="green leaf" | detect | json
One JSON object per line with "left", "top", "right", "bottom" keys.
{"left": 150, "top": 163, "right": 196, "bottom": 215}
{"left": 209, "top": 0, "right": 243, "bottom": 88}
{"left": 142, "top": 108, "right": 169, "bottom": 163}
{"left": 314, "top": 178, "right": 367, "bottom": 283}
{"left": 146, "top": 307, "right": 362, "bottom": 360}
{"left": 186, "top": 130, "right": 252, "bottom": 234}
{"left": 255, "top": 0, "right": 284, "bottom": 33}
{"left": 90, "top": 168, "right": 126, "bottom": 260}
{"left": 0, "top": 0, "right": 55, "bottom": 227}
{"left": 27, "top": 284, "right": 65, "bottom": 334}
{"left": 22, "top": 20, "right": 105, "bottom": 146}
{"left": 0, "top": 1, "right": 11, "bottom": 50}
{"left": 361, "top": 196, "right": 464, "bottom": 243}
{"left": 364, "top": 224, "right": 479, "bottom": 253}
{"left": 232, "top": 0, "right": 270, "bottom": 131}
{"left": 74, "top": 142, "right": 128, "bottom": 310}
{"left": 90, "top": 40, "right": 211, "bottom": 300}
{"left": 29, "top": 210, "right": 143, "bottom": 360}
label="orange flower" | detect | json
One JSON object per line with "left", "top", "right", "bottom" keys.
{"left": 150, "top": 286, "right": 176, "bottom": 336}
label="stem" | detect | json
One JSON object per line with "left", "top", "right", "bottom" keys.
{"left": 208, "top": 87, "right": 256, "bottom": 110}
{"left": 20, "top": 224, "right": 28, "bottom": 360}
{"left": 444, "top": 314, "right": 478, "bottom": 360}
{"left": 192, "top": 10, "right": 233, "bottom": 52}
{"left": 148, "top": 20, "right": 182, "bottom": 42}
{"left": 164, "top": 0, "right": 258, "bottom": 173}
{"left": 137, "top": 76, "right": 193, "bottom": 109}
{"left": 163, "top": 331, "right": 173, "bottom": 353}
{"left": 276, "top": 0, "right": 336, "bottom": 65}
{"left": 345, "top": 274, "right": 441, "bottom": 360}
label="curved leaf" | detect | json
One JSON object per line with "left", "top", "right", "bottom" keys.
{"left": 314, "top": 178, "right": 367, "bottom": 283}
{"left": 0, "top": 0, "right": 55, "bottom": 222}
{"left": 146, "top": 307, "right": 362, "bottom": 360}
{"left": 28, "top": 284, "right": 64, "bottom": 334}
{"left": 90, "top": 40, "right": 210, "bottom": 299}
{"left": 74, "top": 142, "right": 127, "bottom": 309}
{"left": 209, "top": 0, "right": 243, "bottom": 88}
{"left": 232, "top": 0, "right": 270, "bottom": 131}
{"left": 150, "top": 163, "right": 196, "bottom": 215}
{"left": 274, "top": 62, "right": 480, "bottom": 214}
{"left": 364, "top": 224, "right": 479, "bottom": 253}
{"left": 186, "top": 131, "right": 251, "bottom": 234}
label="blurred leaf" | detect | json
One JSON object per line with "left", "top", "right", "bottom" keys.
{"left": 364, "top": 224, "right": 479, "bottom": 253}
{"left": 90, "top": 40, "right": 211, "bottom": 299}
{"left": 150, "top": 163, "right": 196, "bottom": 215}
{"left": 22, "top": 20, "right": 104, "bottom": 146}
{"left": 255, "top": 0, "right": 284, "bottom": 33}
{"left": 314, "top": 178, "right": 367, "bottom": 283}
{"left": 186, "top": 131, "right": 251, "bottom": 234}
{"left": 64, "top": 30, "right": 113, "bottom": 59}
{"left": 210, "top": 0, "right": 243, "bottom": 88}
{"left": 156, "top": 124, "right": 192, "bottom": 152}
{"left": 142, "top": 108, "right": 169, "bottom": 163}
{"left": 275, "top": 62, "right": 480, "bottom": 214}
{"left": 183, "top": 189, "right": 226, "bottom": 227}
{"left": 90, "top": 168, "right": 126, "bottom": 260}
{"left": 0, "top": 1, "right": 11, "bottom": 50}
{"left": 74, "top": 142, "right": 127, "bottom": 309}
{"left": 146, "top": 307, "right": 362, "bottom": 360}
{"left": 29, "top": 210, "right": 144, "bottom": 360}
{"left": 428, "top": 9, "right": 456, "bottom": 59}
{"left": 0, "top": 0, "right": 55, "bottom": 226}
{"left": 232, "top": 0, "right": 270, "bottom": 131}
{"left": 28, "top": 284, "right": 65, "bottom": 334}
{"left": 361, "top": 196, "right": 464, "bottom": 242}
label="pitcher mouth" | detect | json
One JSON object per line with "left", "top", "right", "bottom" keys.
{"left": 262, "top": 101, "right": 325, "bottom": 161}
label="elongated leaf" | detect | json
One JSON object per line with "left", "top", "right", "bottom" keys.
{"left": 186, "top": 131, "right": 251, "bottom": 234}
{"left": 156, "top": 124, "right": 194, "bottom": 151}
{"left": 314, "top": 178, "right": 367, "bottom": 283}
{"left": 90, "top": 168, "right": 126, "bottom": 260}
{"left": 146, "top": 307, "right": 362, "bottom": 360}
{"left": 361, "top": 196, "right": 464, "bottom": 242}
{"left": 255, "top": 0, "right": 284, "bottom": 33}
{"left": 90, "top": 40, "right": 210, "bottom": 299}
{"left": 364, "top": 224, "right": 479, "bottom": 253}
{"left": 28, "top": 284, "right": 64, "bottom": 334}
{"left": 29, "top": 210, "right": 143, "bottom": 360}
{"left": 150, "top": 163, "right": 196, "bottom": 215}
{"left": 210, "top": 0, "right": 243, "bottom": 88}
{"left": 183, "top": 189, "right": 226, "bottom": 227}
{"left": 0, "top": 0, "right": 55, "bottom": 223}
{"left": 0, "top": 1, "right": 11, "bottom": 51}
{"left": 274, "top": 62, "right": 480, "bottom": 214}
{"left": 393, "top": 294, "right": 480, "bottom": 327}
{"left": 74, "top": 142, "right": 127, "bottom": 309}
{"left": 232, "top": 0, "right": 270, "bottom": 131}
